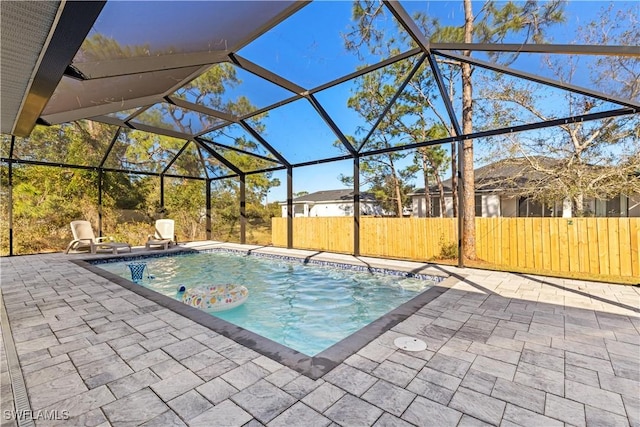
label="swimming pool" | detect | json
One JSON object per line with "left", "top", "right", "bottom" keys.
{"left": 96, "top": 250, "right": 440, "bottom": 356}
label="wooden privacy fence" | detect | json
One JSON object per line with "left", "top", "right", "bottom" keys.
{"left": 272, "top": 217, "right": 354, "bottom": 254}
{"left": 474, "top": 217, "right": 639, "bottom": 278}
{"left": 272, "top": 217, "right": 639, "bottom": 280}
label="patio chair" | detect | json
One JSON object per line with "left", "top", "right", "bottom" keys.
{"left": 146, "top": 219, "right": 177, "bottom": 250}
{"left": 65, "top": 220, "right": 132, "bottom": 255}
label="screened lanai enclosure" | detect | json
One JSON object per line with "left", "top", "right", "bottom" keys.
{"left": 1, "top": 1, "right": 639, "bottom": 279}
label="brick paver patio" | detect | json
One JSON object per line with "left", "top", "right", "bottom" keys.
{"left": 1, "top": 242, "right": 638, "bottom": 426}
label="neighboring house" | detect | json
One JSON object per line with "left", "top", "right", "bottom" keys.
{"left": 280, "top": 189, "right": 383, "bottom": 217}
{"left": 409, "top": 158, "right": 640, "bottom": 218}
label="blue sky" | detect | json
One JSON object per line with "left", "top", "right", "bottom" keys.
{"left": 88, "top": 1, "right": 638, "bottom": 203}
{"left": 236, "top": 0, "right": 638, "bottom": 202}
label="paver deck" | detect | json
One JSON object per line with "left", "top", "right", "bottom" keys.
{"left": 1, "top": 241, "right": 638, "bottom": 426}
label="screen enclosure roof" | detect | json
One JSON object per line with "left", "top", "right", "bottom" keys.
{"left": 1, "top": 0, "right": 639, "bottom": 179}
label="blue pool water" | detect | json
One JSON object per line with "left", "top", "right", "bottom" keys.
{"left": 97, "top": 251, "right": 437, "bottom": 356}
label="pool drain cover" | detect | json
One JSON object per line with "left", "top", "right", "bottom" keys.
{"left": 394, "top": 336, "right": 427, "bottom": 352}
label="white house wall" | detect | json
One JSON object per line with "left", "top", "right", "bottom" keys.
{"left": 310, "top": 202, "right": 349, "bottom": 217}
{"left": 282, "top": 202, "right": 382, "bottom": 217}
{"left": 444, "top": 197, "right": 454, "bottom": 217}
{"left": 484, "top": 195, "right": 501, "bottom": 217}
{"left": 411, "top": 195, "right": 498, "bottom": 218}
{"left": 309, "top": 202, "right": 383, "bottom": 216}
{"left": 411, "top": 193, "right": 640, "bottom": 218}
{"left": 411, "top": 196, "right": 454, "bottom": 217}
{"left": 411, "top": 197, "right": 426, "bottom": 217}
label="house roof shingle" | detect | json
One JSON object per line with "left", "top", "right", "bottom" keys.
{"left": 283, "top": 189, "right": 377, "bottom": 204}
{"left": 410, "top": 156, "right": 560, "bottom": 195}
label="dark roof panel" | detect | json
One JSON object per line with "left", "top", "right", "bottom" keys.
{"left": 73, "top": 1, "right": 298, "bottom": 62}
{"left": 42, "top": 66, "right": 203, "bottom": 124}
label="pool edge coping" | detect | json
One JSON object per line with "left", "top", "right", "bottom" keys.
{"left": 72, "top": 248, "right": 460, "bottom": 379}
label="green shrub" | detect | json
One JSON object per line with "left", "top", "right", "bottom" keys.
{"left": 439, "top": 236, "right": 458, "bottom": 259}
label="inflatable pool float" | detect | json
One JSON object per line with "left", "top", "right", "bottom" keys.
{"left": 181, "top": 284, "right": 249, "bottom": 312}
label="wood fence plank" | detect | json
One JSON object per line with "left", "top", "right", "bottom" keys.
{"left": 370, "top": 218, "right": 381, "bottom": 256}
{"left": 541, "top": 218, "right": 551, "bottom": 271}
{"left": 483, "top": 218, "right": 493, "bottom": 264}
{"left": 296, "top": 218, "right": 302, "bottom": 248}
{"left": 398, "top": 219, "right": 405, "bottom": 257}
{"left": 384, "top": 218, "right": 394, "bottom": 257}
{"left": 372, "top": 217, "right": 380, "bottom": 255}
{"left": 558, "top": 219, "right": 570, "bottom": 272}
{"left": 409, "top": 219, "right": 418, "bottom": 259}
{"left": 452, "top": 218, "right": 458, "bottom": 254}
{"left": 597, "top": 218, "right": 610, "bottom": 276}
{"left": 502, "top": 218, "right": 511, "bottom": 266}
{"left": 416, "top": 219, "right": 425, "bottom": 260}
{"left": 449, "top": 218, "right": 457, "bottom": 260}
{"left": 403, "top": 219, "right": 413, "bottom": 258}
{"left": 294, "top": 218, "right": 302, "bottom": 248}
{"left": 549, "top": 218, "right": 560, "bottom": 272}
{"left": 494, "top": 218, "right": 503, "bottom": 266}
{"left": 384, "top": 219, "right": 392, "bottom": 257}
{"left": 631, "top": 218, "right": 640, "bottom": 279}
{"left": 618, "top": 218, "right": 632, "bottom": 278}
{"left": 362, "top": 217, "right": 374, "bottom": 257}
{"left": 425, "top": 219, "right": 434, "bottom": 260}
{"left": 344, "top": 217, "right": 354, "bottom": 253}
{"left": 441, "top": 218, "right": 449, "bottom": 259}
{"left": 576, "top": 218, "right": 589, "bottom": 274}
{"left": 568, "top": 219, "right": 580, "bottom": 272}
{"left": 509, "top": 218, "right": 519, "bottom": 268}
{"left": 587, "top": 218, "right": 600, "bottom": 275}
{"left": 272, "top": 217, "right": 633, "bottom": 281}
{"left": 524, "top": 219, "right": 534, "bottom": 269}
{"left": 271, "top": 218, "right": 284, "bottom": 247}
{"left": 490, "top": 217, "right": 497, "bottom": 263}
{"left": 488, "top": 217, "right": 495, "bottom": 262}
{"left": 487, "top": 218, "right": 494, "bottom": 263}
{"left": 475, "top": 218, "right": 482, "bottom": 261}
{"left": 435, "top": 218, "right": 444, "bottom": 259}
{"left": 517, "top": 218, "right": 526, "bottom": 268}
{"left": 478, "top": 218, "right": 487, "bottom": 262}
{"left": 474, "top": 218, "right": 482, "bottom": 261}
{"left": 531, "top": 218, "right": 542, "bottom": 269}
{"left": 422, "top": 219, "right": 432, "bottom": 259}
{"left": 607, "top": 218, "right": 621, "bottom": 276}
{"left": 428, "top": 219, "right": 434, "bottom": 259}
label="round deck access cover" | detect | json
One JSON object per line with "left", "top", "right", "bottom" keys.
{"left": 394, "top": 336, "right": 427, "bottom": 352}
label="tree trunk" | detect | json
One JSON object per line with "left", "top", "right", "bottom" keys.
{"left": 422, "top": 149, "right": 447, "bottom": 218}
{"left": 462, "top": 0, "right": 476, "bottom": 260}
{"left": 434, "top": 170, "right": 446, "bottom": 217}
{"left": 389, "top": 158, "right": 404, "bottom": 217}
{"left": 447, "top": 67, "right": 459, "bottom": 219}
{"left": 574, "top": 193, "right": 584, "bottom": 217}
{"left": 421, "top": 151, "right": 432, "bottom": 217}
{"left": 451, "top": 140, "right": 458, "bottom": 218}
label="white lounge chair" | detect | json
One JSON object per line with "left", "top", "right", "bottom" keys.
{"left": 146, "top": 219, "right": 177, "bottom": 250}
{"left": 65, "top": 220, "right": 131, "bottom": 255}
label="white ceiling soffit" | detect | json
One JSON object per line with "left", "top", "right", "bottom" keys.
{"left": 0, "top": 1, "right": 61, "bottom": 135}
